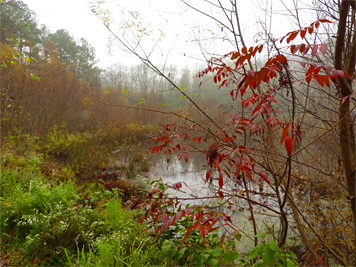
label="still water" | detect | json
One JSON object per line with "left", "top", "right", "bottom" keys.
{"left": 145, "top": 154, "right": 283, "bottom": 252}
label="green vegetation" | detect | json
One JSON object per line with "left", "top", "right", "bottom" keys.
{"left": 1, "top": 143, "right": 293, "bottom": 267}
{"left": 0, "top": 149, "right": 163, "bottom": 266}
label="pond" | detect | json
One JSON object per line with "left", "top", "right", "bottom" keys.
{"left": 145, "top": 154, "right": 285, "bottom": 253}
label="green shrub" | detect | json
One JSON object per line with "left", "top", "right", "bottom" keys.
{"left": 42, "top": 124, "right": 109, "bottom": 174}
{"left": 247, "top": 233, "right": 299, "bottom": 267}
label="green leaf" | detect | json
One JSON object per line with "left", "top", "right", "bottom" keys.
{"left": 288, "top": 251, "right": 298, "bottom": 259}
{"left": 268, "top": 240, "right": 280, "bottom": 252}
{"left": 167, "top": 246, "right": 178, "bottom": 261}
{"left": 275, "top": 259, "right": 285, "bottom": 267}
{"left": 252, "top": 259, "right": 265, "bottom": 267}
{"left": 248, "top": 243, "right": 264, "bottom": 259}
{"left": 175, "top": 247, "right": 187, "bottom": 262}
{"left": 207, "top": 257, "right": 220, "bottom": 266}
{"left": 196, "top": 253, "right": 205, "bottom": 266}
{"left": 162, "top": 240, "right": 173, "bottom": 255}
{"left": 262, "top": 246, "right": 277, "bottom": 266}
{"left": 203, "top": 254, "right": 210, "bottom": 260}
{"left": 211, "top": 232, "right": 218, "bottom": 245}
{"left": 255, "top": 232, "right": 266, "bottom": 238}
{"left": 286, "top": 258, "right": 297, "bottom": 267}
{"left": 1, "top": 63, "right": 7, "bottom": 68}
{"left": 224, "top": 251, "right": 239, "bottom": 262}
{"left": 208, "top": 248, "right": 224, "bottom": 257}
{"left": 228, "top": 240, "right": 236, "bottom": 247}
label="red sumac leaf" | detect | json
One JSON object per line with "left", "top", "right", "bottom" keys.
{"left": 280, "top": 123, "right": 290, "bottom": 145}
{"left": 319, "top": 43, "right": 328, "bottom": 54}
{"left": 245, "top": 167, "right": 253, "bottom": 181}
{"left": 241, "top": 46, "right": 247, "bottom": 54}
{"left": 198, "top": 225, "right": 206, "bottom": 239}
{"left": 161, "top": 213, "right": 168, "bottom": 223}
{"left": 193, "top": 136, "right": 198, "bottom": 142}
{"left": 300, "top": 29, "right": 307, "bottom": 39}
{"left": 185, "top": 134, "right": 188, "bottom": 139}
{"left": 217, "top": 191, "right": 224, "bottom": 199}
{"left": 258, "top": 172, "right": 270, "bottom": 183}
{"left": 306, "top": 65, "right": 315, "bottom": 84}
{"left": 299, "top": 43, "right": 306, "bottom": 53}
{"left": 153, "top": 212, "right": 162, "bottom": 224}
{"left": 285, "top": 135, "right": 294, "bottom": 155}
{"left": 206, "top": 169, "right": 212, "bottom": 182}
{"left": 172, "top": 182, "right": 182, "bottom": 190}
{"left": 303, "top": 44, "right": 311, "bottom": 55}
{"left": 341, "top": 93, "right": 354, "bottom": 105}
{"left": 219, "top": 173, "right": 224, "bottom": 188}
{"left": 290, "top": 44, "right": 297, "bottom": 54}
{"left": 319, "top": 19, "right": 333, "bottom": 23}
{"left": 287, "top": 31, "right": 298, "bottom": 43}
{"left": 311, "top": 44, "right": 319, "bottom": 56}
{"left": 344, "top": 72, "right": 352, "bottom": 80}
{"left": 231, "top": 52, "right": 239, "bottom": 60}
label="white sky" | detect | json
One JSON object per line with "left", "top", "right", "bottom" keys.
{"left": 22, "top": 0, "right": 313, "bottom": 70}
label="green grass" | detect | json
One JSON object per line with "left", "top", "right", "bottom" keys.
{"left": 0, "top": 150, "right": 163, "bottom": 266}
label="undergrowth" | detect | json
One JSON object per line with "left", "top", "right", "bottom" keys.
{"left": 0, "top": 148, "right": 163, "bottom": 266}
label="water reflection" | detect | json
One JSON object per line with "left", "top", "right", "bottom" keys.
{"left": 147, "top": 154, "right": 284, "bottom": 253}
{"left": 148, "top": 154, "right": 211, "bottom": 205}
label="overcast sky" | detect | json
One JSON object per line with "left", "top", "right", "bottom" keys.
{"left": 22, "top": 0, "right": 312, "bottom": 70}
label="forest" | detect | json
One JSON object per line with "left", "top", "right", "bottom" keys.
{"left": 0, "top": 0, "right": 355, "bottom": 266}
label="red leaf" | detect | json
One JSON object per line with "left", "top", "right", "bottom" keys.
{"left": 319, "top": 43, "right": 328, "bottom": 54}
{"left": 306, "top": 65, "right": 315, "bottom": 84}
{"left": 311, "top": 44, "right": 319, "bottom": 56}
{"left": 341, "top": 93, "right": 354, "bottom": 105}
{"left": 217, "top": 191, "right": 224, "bottom": 199}
{"left": 241, "top": 46, "right": 247, "bottom": 54}
{"left": 193, "top": 136, "right": 198, "bottom": 142}
{"left": 287, "top": 31, "right": 298, "bottom": 43}
{"left": 245, "top": 167, "right": 253, "bottom": 181}
{"left": 280, "top": 123, "right": 290, "bottom": 145}
{"left": 185, "top": 134, "right": 188, "bottom": 139}
{"left": 258, "top": 172, "right": 270, "bottom": 183}
{"left": 172, "top": 182, "right": 182, "bottom": 190}
{"left": 161, "top": 213, "right": 168, "bottom": 223}
{"left": 290, "top": 45, "right": 297, "bottom": 54}
{"left": 198, "top": 225, "right": 206, "bottom": 239}
{"left": 319, "top": 19, "right": 333, "bottom": 23}
{"left": 206, "top": 169, "right": 212, "bottom": 182}
{"left": 153, "top": 212, "right": 162, "bottom": 224}
{"left": 219, "top": 172, "right": 224, "bottom": 188}
{"left": 299, "top": 44, "right": 306, "bottom": 53}
{"left": 300, "top": 29, "right": 307, "bottom": 39}
{"left": 285, "top": 135, "right": 294, "bottom": 155}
